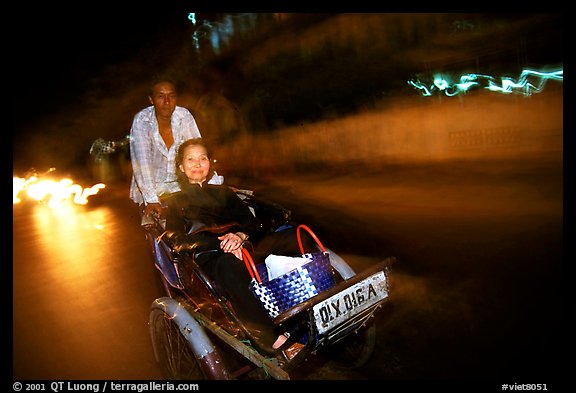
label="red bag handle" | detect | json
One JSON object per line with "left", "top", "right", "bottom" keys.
{"left": 242, "top": 224, "right": 324, "bottom": 284}
{"left": 242, "top": 248, "right": 262, "bottom": 284}
{"left": 297, "top": 224, "right": 326, "bottom": 254}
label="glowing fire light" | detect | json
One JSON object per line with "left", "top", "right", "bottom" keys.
{"left": 13, "top": 169, "right": 105, "bottom": 209}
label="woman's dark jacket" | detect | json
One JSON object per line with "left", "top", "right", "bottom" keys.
{"left": 164, "top": 182, "right": 264, "bottom": 250}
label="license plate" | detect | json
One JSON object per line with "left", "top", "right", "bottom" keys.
{"left": 313, "top": 270, "right": 388, "bottom": 334}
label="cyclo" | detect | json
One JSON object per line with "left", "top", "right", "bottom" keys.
{"left": 144, "top": 187, "right": 396, "bottom": 380}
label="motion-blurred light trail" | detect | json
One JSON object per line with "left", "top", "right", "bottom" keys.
{"left": 13, "top": 169, "right": 105, "bottom": 209}
{"left": 408, "top": 68, "right": 563, "bottom": 97}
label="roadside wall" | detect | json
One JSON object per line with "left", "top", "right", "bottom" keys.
{"left": 214, "top": 89, "right": 563, "bottom": 176}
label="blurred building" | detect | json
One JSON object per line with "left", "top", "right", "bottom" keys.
{"left": 177, "top": 13, "right": 563, "bottom": 174}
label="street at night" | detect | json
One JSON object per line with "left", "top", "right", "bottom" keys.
{"left": 11, "top": 9, "right": 565, "bottom": 387}
{"left": 12, "top": 156, "right": 564, "bottom": 381}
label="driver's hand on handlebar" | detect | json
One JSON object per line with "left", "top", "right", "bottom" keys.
{"left": 144, "top": 203, "right": 163, "bottom": 218}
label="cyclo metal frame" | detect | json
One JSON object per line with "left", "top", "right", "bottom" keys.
{"left": 145, "top": 189, "right": 395, "bottom": 380}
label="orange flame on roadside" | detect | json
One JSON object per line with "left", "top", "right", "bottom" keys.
{"left": 13, "top": 171, "right": 106, "bottom": 209}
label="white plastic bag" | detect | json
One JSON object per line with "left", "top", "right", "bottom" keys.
{"left": 264, "top": 254, "right": 312, "bottom": 281}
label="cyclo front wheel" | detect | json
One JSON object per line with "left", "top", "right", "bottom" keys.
{"left": 149, "top": 308, "right": 205, "bottom": 380}
{"left": 328, "top": 318, "right": 377, "bottom": 369}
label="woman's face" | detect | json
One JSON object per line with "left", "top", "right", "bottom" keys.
{"left": 178, "top": 144, "right": 211, "bottom": 184}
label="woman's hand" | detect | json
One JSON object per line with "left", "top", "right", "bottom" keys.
{"left": 218, "top": 232, "right": 246, "bottom": 259}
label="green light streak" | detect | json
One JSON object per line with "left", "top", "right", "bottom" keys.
{"left": 408, "top": 68, "right": 563, "bottom": 97}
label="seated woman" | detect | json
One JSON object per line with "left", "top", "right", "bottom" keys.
{"left": 163, "top": 138, "right": 316, "bottom": 350}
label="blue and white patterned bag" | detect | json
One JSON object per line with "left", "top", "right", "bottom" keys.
{"left": 243, "top": 225, "right": 336, "bottom": 319}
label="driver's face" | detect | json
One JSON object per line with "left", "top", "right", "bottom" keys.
{"left": 149, "top": 82, "right": 177, "bottom": 119}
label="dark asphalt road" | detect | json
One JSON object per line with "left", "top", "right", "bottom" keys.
{"left": 12, "top": 158, "right": 565, "bottom": 382}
